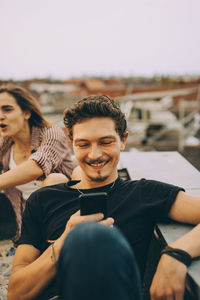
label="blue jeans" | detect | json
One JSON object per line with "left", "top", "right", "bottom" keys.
{"left": 57, "top": 222, "right": 142, "bottom": 300}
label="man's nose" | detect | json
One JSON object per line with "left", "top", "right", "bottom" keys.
{"left": 88, "top": 144, "right": 102, "bottom": 160}
{"left": 0, "top": 111, "right": 5, "bottom": 120}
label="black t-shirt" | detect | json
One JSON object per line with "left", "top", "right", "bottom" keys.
{"left": 18, "top": 178, "right": 184, "bottom": 299}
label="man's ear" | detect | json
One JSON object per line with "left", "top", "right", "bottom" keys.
{"left": 120, "top": 131, "right": 129, "bottom": 151}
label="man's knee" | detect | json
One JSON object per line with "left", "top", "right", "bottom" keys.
{"left": 58, "top": 222, "right": 142, "bottom": 300}
{"left": 61, "top": 222, "right": 121, "bottom": 252}
{"left": 59, "top": 222, "right": 136, "bottom": 271}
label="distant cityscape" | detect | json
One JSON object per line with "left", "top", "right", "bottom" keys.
{"left": 1, "top": 75, "right": 200, "bottom": 110}
{"left": 1, "top": 75, "right": 200, "bottom": 170}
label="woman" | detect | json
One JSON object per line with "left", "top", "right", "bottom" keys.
{"left": 0, "top": 85, "right": 74, "bottom": 242}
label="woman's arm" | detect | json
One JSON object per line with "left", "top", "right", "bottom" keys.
{"left": 29, "top": 126, "right": 73, "bottom": 178}
{"left": 0, "top": 159, "right": 43, "bottom": 190}
{"left": 0, "top": 126, "right": 74, "bottom": 191}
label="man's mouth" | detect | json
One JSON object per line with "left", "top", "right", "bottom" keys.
{"left": 0, "top": 124, "right": 7, "bottom": 128}
{"left": 86, "top": 159, "right": 110, "bottom": 167}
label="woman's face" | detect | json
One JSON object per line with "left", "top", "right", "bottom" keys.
{"left": 0, "top": 92, "right": 30, "bottom": 138}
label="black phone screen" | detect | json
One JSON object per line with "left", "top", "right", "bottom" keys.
{"left": 79, "top": 192, "right": 108, "bottom": 219}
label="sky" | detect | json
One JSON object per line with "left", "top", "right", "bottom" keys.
{"left": 0, "top": 0, "right": 200, "bottom": 80}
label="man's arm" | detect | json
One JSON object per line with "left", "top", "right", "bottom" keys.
{"left": 169, "top": 191, "right": 200, "bottom": 224}
{"left": 8, "top": 211, "right": 114, "bottom": 300}
{"left": 150, "top": 191, "right": 200, "bottom": 300}
{"left": 7, "top": 244, "right": 56, "bottom": 300}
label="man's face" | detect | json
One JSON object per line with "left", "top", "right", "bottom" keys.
{"left": 73, "top": 117, "right": 128, "bottom": 187}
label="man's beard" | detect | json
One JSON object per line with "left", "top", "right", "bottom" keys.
{"left": 87, "top": 170, "right": 109, "bottom": 183}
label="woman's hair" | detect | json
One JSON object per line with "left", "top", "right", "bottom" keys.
{"left": 64, "top": 95, "right": 127, "bottom": 140}
{"left": 0, "top": 85, "right": 49, "bottom": 127}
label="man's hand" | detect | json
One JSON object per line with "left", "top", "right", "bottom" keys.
{"left": 54, "top": 210, "right": 114, "bottom": 259}
{"left": 150, "top": 254, "right": 187, "bottom": 300}
{"left": 65, "top": 210, "right": 114, "bottom": 236}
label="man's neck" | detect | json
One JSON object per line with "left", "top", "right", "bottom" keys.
{"left": 77, "top": 174, "right": 118, "bottom": 189}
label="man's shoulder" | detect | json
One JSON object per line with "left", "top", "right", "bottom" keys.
{"left": 27, "top": 183, "right": 68, "bottom": 204}
{"left": 113, "top": 178, "right": 145, "bottom": 195}
{"left": 125, "top": 178, "right": 176, "bottom": 187}
{"left": 117, "top": 178, "right": 154, "bottom": 188}
{"left": 116, "top": 178, "right": 176, "bottom": 193}
{"left": 40, "top": 182, "right": 67, "bottom": 192}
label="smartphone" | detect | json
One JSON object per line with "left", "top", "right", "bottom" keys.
{"left": 79, "top": 192, "right": 108, "bottom": 219}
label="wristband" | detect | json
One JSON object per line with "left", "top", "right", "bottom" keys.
{"left": 160, "top": 245, "right": 192, "bottom": 267}
{"left": 50, "top": 242, "right": 57, "bottom": 264}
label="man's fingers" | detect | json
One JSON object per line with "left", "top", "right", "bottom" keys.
{"left": 175, "top": 289, "right": 184, "bottom": 300}
{"left": 70, "top": 212, "right": 104, "bottom": 226}
{"left": 152, "top": 290, "right": 184, "bottom": 300}
{"left": 66, "top": 212, "right": 114, "bottom": 235}
{"left": 166, "top": 296, "right": 174, "bottom": 300}
{"left": 150, "top": 281, "right": 185, "bottom": 300}
{"left": 73, "top": 210, "right": 80, "bottom": 216}
{"left": 150, "top": 254, "right": 186, "bottom": 300}
{"left": 99, "top": 217, "right": 114, "bottom": 226}
{"left": 150, "top": 291, "right": 174, "bottom": 300}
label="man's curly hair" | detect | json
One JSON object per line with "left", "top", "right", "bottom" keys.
{"left": 64, "top": 95, "right": 127, "bottom": 141}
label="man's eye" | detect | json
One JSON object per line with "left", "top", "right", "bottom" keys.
{"left": 3, "top": 108, "right": 12, "bottom": 112}
{"left": 101, "top": 141, "right": 112, "bottom": 145}
{"left": 78, "top": 144, "right": 89, "bottom": 148}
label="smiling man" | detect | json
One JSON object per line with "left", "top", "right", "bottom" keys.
{"left": 72, "top": 117, "right": 127, "bottom": 185}
{"left": 8, "top": 95, "right": 200, "bottom": 300}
